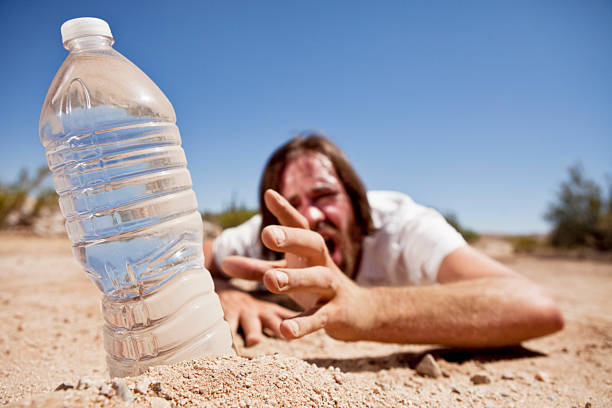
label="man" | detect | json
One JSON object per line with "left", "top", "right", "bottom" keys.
{"left": 204, "top": 134, "right": 564, "bottom": 347}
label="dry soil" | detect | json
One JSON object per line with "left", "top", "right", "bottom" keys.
{"left": 0, "top": 233, "right": 610, "bottom": 407}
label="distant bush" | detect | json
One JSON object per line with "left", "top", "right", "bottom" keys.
{"left": 0, "top": 166, "right": 58, "bottom": 228}
{"left": 545, "top": 164, "right": 612, "bottom": 251}
{"left": 202, "top": 199, "right": 258, "bottom": 230}
{"left": 507, "top": 235, "right": 539, "bottom": 254}
{"left": 443, "top": 212, "right": 480, "bottom": 243}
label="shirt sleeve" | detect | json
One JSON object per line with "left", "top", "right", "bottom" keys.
{"left": 397, "top": 206, "right": 466, "bottom": 284}
{"left": 211, "top": 214, "right": 263, "bottom": 272}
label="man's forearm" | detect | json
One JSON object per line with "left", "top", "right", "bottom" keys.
{"left": 203, "top": 239, "right": 228, "bottom": 280}
{"left": 358, "top": 276, "right": 564, "bottom": 347}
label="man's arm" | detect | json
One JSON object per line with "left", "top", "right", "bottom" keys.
{"left": 226, "top": 234, "right": 563, "bottom": 347}
{"left": 204, "top": 239, "right": 222, "bottom": 278}
{"left": 222, "top": 190, "right": 564, "bottom": 347}
{"left": 336, "top": 246, "right": 564, "bottom": 346}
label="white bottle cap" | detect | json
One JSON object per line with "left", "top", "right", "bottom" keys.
{"left": 61, "top": 17, "right": 113, "bottom": 44}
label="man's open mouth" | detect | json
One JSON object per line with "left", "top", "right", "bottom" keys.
{"left": 325, "top": 238, "right": 335, "bottom": 255}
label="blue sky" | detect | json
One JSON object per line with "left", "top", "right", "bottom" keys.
{"left": 1, "top": 0, "right": 610, "bottom": 233}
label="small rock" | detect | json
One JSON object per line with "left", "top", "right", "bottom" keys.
{"left": 501, "top": 373, "right": 514, "bottom": 380}
{"left": 333, "top": 373, "right": 344, "bottom": 384}
{"left": 112, "top": 380, "right": 134, "bottom": 402}
{"left": 500, "top": 392, "right": 510, "bottom": 397}
{"left": 534, "top": 371, "right": 549, "bottom": 382}
{"left": 584, "top": 402, "right": 591, "bottom": 408}
{"left": 77, "top": 376, "right": 104, "bottom": 390}
{"left": 451, "top": 387, "right": 461, "bottom": 394}
{"left": 470, "top": 373, "right": 492, "bottom": 385}
{"left": 150, "top": 396, "right": 171, "bottom": 408}
{"left": 151, "top": 381, "right": 163, "bottom": 393}
{"left": 134, "top": 378, "right": 151, "bottom": 394}
{"left": 415, "top": 354, "right": 441, "bottom": 378}
{"left": 54, "top": 382, "right": 74, "bottom": 391}
{"left": 99, "top": 383, "right": 114, "bottom": 398}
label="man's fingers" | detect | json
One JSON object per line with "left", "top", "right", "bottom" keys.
{"left": 264, "top": 189, "right": 310, "bottom": 229}
{"left": 261, "top": 226, "right": 328, "bottom": 264}
{"left": 239, "top": 311, "right": 263, "bottom": 346}
{"left": 222, "top": 256, "right": 284, "bottom": 281}
{"left": 280, "top": 307, "right": 330, "bottom": 340}
{"left": 263, "top": 266, "right": 336, "bottom": 298}
{"left": 260, "top": 313, "right": 284, "bottom": 339}
{"left": 224, "top": 312, "right": 239, "bottom": 336}
{"left": 272, "top": 304, "right": 299, "bottom": 319}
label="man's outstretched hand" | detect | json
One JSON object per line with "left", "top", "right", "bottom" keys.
{"left": 214, "top": 278, "right": 296, "bottom": 346}
{"left": 222, "top": 189, "right": 374, "bottom": 342}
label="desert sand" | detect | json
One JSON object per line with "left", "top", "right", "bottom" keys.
{"left": 0, "top": 232, "right": 610, "bottom": 407}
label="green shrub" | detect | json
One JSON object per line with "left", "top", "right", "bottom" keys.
{"left": 202, "top": 198, "right": 258, "bottom": 230}
{"left": 545, "top": 164, "right": 612, "bottom": 251}
{"left": 443, "top": 212, "right": 480, "bottom": 243}
{"left": 508, "top": 235, "right": 539, "bottom": 254}
{"left": 0, "top": 166, "right": 57, "bottom": 228}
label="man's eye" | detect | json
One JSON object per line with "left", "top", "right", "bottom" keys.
{"left": 315, "top": 192, "right": 337, "bottom": 202}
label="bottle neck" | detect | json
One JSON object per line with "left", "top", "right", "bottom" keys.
{"left": 64, "top": 35, "right": 114, "bottom": 52}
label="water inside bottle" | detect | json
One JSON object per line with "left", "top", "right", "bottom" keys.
{"left": 43, "top": 105, "right": 202, "bottom": 298}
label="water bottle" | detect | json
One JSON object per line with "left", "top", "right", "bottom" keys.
{"left": 39, "top": 17, "right": 234, "bottom": 377}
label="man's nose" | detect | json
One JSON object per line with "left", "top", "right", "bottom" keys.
{"left": 300, "top": 204, "right": 325, "bottom": 230}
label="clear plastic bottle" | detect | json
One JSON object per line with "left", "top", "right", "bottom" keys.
{"left": 39, "top": 17, "right": 234, "bottom": 377}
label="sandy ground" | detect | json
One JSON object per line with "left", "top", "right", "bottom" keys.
{"left": 0, "top": 232, "right": 611, "bottom": 407}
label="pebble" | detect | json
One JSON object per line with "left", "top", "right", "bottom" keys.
{"left": 150, "top": 396, "right": 171, "bottom": 408}
{"left": 151, "top": 381, "right": 163, "bottom": 393}
{"left": 54, "top": 382, "right": 74, "bottom": 391}
{"left": 501, "top": 373, "right": 515, "bottom": 380}
{"left": 77, "top": 376, "right": 104, "bottom": 390}
{"left": 99, "top": 383, "right": 114, "bottom": 398}
{"left": 470, "top": 373, "right": 492, "bottom": 385}
{"left": 534, "top": 371, "right": 549, "bottom": 382}
{"left": 112, "top": 379, "right": 134, "bottom": 402}
{"left": 415, "top": 353, "right": 441, "bottom": 378}
{"left": 134, "top": 378, "right": 151, "bottom": 394}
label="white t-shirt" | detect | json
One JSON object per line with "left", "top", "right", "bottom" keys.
{"left": 212, "top": 191, "right": 466, "bottom": 286}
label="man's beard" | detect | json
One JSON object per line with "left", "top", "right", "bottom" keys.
{"left": 315, "top": 221, "right": 363, "bottom": 280}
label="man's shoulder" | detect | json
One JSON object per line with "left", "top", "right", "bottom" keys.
{"left": 367, "top": 190, "right": 426, "bottom": 228}
{"left": 367, "top": 190, "right": 417, "bottom": 209}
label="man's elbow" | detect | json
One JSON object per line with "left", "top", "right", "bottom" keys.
{"left": 541, "top": 300, "right": 565, "bottom": 335}
{"left": 529, "top": 288, "right": 565, "bottom": 336}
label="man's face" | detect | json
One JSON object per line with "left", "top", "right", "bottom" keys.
{"left": 279, "top": 152, "right": 362, "bottom": 277}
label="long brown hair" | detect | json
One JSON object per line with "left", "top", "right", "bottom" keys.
{"left": 258, "top": 133, "right": 375, "bottom": 259}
